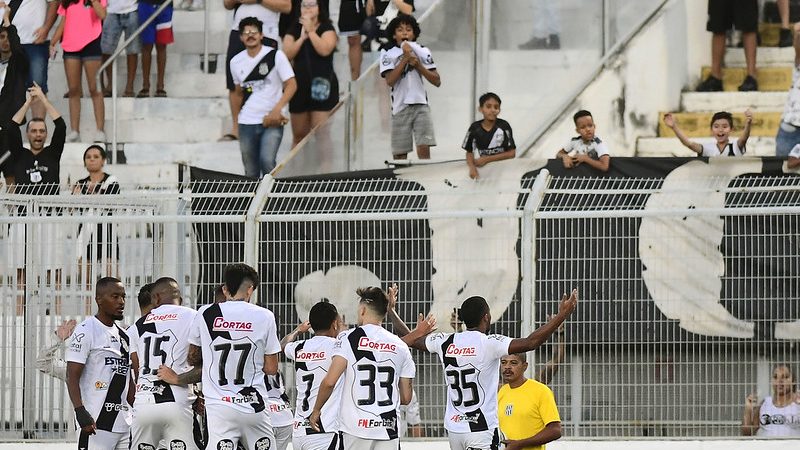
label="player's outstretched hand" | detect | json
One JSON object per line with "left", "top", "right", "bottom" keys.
{"left": 413, "top": 313, "right": 437, "bottom": 336}
{"left": 388, "top": 283, "right": 399, "bottom": 310}
{"left": 157, "top": 365, "right": 179, "bottom": 385}
{"left": 663, "top": 113, "right": 676, "bottom": 129}
{"left": 558, "top": 289, "right": 578, "bottom": 317}
{"left": 56, "top": 319, "right": 77, "bottom": 341}
{"left": 309, "top": 409, "right": 322, "bottom": 432}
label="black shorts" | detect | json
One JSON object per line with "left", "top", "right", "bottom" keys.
{"left": 289, "top": 74, "right": 340, "bottom": 113}
{"left": 706, "top": 0, "right": 758, "bottom": 33}
{"left": 338, "top": 0, "right": 365, "bottom": 36}
{"left": 63, "top": 36, "right": 102, "bottom": 61}
{"left": 225, "top": 31, "right": 279, "bottom": 91}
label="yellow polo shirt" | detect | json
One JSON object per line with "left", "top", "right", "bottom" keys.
{"left": 497, "top": 379, "right": 561, "bottom": 450}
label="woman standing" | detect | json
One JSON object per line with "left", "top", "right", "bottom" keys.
{"left": 282, "top": 0, "right": 338, "bottom": 148}
{"left": 742, "top": 364, "right": 800, "bottom": 436}
{"left": 50, "top": 0, "right": 107, "bottom": 143}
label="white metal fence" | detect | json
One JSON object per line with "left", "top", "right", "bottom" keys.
{"left": 1, "top": 161, "right": 799, "bottom": 440}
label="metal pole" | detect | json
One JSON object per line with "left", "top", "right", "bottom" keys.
{"left": 344, "top": 83, "right": 352, "bottom": 171}
{"left": 111, "top": 57, "right": 118, "bottom": 162}
{"left": 244, "top": 175, "right": 275, "bottom": 305}
{"left": 203, "top": 0, "right": 210, "bottom": 74}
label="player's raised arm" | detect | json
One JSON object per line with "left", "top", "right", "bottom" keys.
{"left": 507, "top": 289, "right": 577, "bottom": 354}
{"left": 280, "top": 321, "right": 311, "bottom": 351}
{"left": 384, "top": 283, "right": 437, "bottom": 348}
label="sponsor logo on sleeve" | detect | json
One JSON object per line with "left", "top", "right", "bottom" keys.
{"left": 69, "top": 332, "right": 85, "bottom": 351}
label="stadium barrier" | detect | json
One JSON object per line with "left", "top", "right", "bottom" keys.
{"left": 0, "top": 157, "right": 799, "bottom": 442}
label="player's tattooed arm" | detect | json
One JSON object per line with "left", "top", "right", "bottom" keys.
{"left": 280, "top": 321, "right": 311, "bottom": 351}
{"left": 157, "top": 365, "right": 202, "bottom": 385}
{"left": 187, "top": 344, "right": 202, "bottom": 367}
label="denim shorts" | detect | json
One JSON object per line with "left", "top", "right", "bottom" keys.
{"left": 101, "top": 11, "right": 141, "bottom": 55}
{"left": 22, "top": 43, "right": 49, "bottom": 93}
{"left": 775, "top": 122, "right": 800, "bottom": 157}
{"left": 63, "top": 36, "right": 102, "bottom": 61}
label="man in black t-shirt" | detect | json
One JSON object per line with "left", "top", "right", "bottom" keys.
{"left": 462, "top": 92, "right": 516, "bottom": 180}
{"left": 4, "top": 83, "right": 66, "bottom": 194}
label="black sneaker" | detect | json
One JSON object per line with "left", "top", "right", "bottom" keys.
{"left": 779, "top": 28, "right": 793, "bottom": 47}
{"left": 518, "top": 37, "right": 548, "bottom": 50}
{"left": 547, "top": 34, "right": 561, "bottom": 50}
{"left": 738, "top": 75, "right": 758, "bottom": 91}
{"left": 696, "top": 75, "right": 723, "bottom": 92}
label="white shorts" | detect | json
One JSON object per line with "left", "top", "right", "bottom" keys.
{"left": 292, "top": 432, "right": 342, "bottom": 450}
{"left": 447, "top": 429, "right": 500, "bottom": 450}
{"left": 132, "top": 402, "right": 198, "bottom": 450}
{"left": 274, "top": 424, "right": 292, "bottom": 450}
{"left": 206, "top": 404, "right": 276, "bottom": 450}
{"left": 77, "top": 428, "right": 129, "bottom": 450}
{"left": 340, "top": 432, "right": 398, "bottom": 450}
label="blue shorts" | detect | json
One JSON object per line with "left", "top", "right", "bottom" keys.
{"left": 138, "top": 3, "right": 174, "bottom": 46}
{"left": 101, "top": 11, "right": 141, "bottom": 54}
{"left": 22, "top": 43, "right": 49, "bottom": 93}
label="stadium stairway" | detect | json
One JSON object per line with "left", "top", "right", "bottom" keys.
{"left": 636, "top": 41, "right": 793, "bottom": 157}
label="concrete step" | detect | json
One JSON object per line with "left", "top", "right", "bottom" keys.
{"left": 636, "top": 136, "right": 777, "bottom": 157}
{"left": 725, "top": 46, "right": 795, "bottom": 67}
{"left": 680, "top": 91, "right": 787, "bottom": 112}
{"left": 700, "top": 66, "right": 792, "bottom": 91}
{"left": 658, "top": 111, "right": 782, "bottom": 137}
{"left": 759, "top": 22, "right": 790, "bottom": 47}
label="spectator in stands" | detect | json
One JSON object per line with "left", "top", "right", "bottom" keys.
{"left": 741, "top": 364, "right": 800, "bottom": 436}
{"left": 498, "top": 353, "right": 562, "bottom": 450}
{"left": 137, "top": 0, "right": 174, "bottom": 98}
{"left": 8, "top": 0, "right": 57, "bottom": 120}
{"left": 36, "top": 319, "right": 76, "bottom": 381}
{"left": 221, "top": 0, "right": 291, "bottom": 141}
{"left": 337, "top": 0, "right": 365, "bottom": 80}
{"left": 555, "top": 110, "right": 611, "bottom": 172}
{"left": 230, "top": 16, "right": 296, "bottom": 178}
{"left": 789, "top": 144, "right": 800, "bottom": 168}
{"left": 380, "top": 14, "right": 440, "bottom": 160}
{"left": 282, "top": 0, "right": 338, "bottom": 148}
{"left": 0, "top": 7, "right": 29, "bottom": 126}
{"left": 361, "top": 0, "right": 414, "bottom": 52}
{"left": 5, "top": 83, "right": 65, "bottom": 194}
{"left": 50, "top": 0, "right": 107, "bottom": 143}
{"left": 101, "top": 0, "right": 140, "bottom": 98}
{"left": 462, "top": 92, "right": 515, "bottom": 180}
{"left": 664, "top": 109, "right": 752, "bottom": 157}
{"left": 696, "top": 0, "right": 758, "bottom": 92}
{"left": 776, "top": 23, "right": 800, "bottom": 157}
{"left": 72, "top": 145, "right": 120, "bottom": 194}
{"left": 518, "top": 0, "right": 560, "bottom": 50}
{"left": 778, "top": 0, "right": 793, "bottom": 47}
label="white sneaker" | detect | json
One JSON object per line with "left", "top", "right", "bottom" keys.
{"left": 66, "top": 130, "right": 80, "bottom": 142}
{"left": 94, "top": 130, "right": 106, "bottom": 143}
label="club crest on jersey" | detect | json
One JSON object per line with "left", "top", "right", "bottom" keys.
{"left": 358, "top": 337, "right": 396, "bottom": 353}
{"left": 505, "top": 404, "right": 513, "bottom": 416}
{"left": 217, "top": 440, "right": 234, "bottom": 450}
{"left": 296, "top": 350, "right": 326, "bottom": 361}
{"left": 213, "top": 317, "right": 253, "bottom": 332}
{"left": 169, "top": 440, "right": 187, "bottom": 450}
{"left": 145, "top": 312, "right": 178, "bottom": 323}
{"left": 445, "top": 344, "right": 476, "bottom": 357}
{"left": 258, "top": 63, "right": 269, "bottom": 75}
{"left": 255, "top": 437, "right": 271, "bottom": 450}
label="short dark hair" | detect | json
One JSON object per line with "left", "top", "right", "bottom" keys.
{"left": 153, "top": 276, "right": 178, "bottom": 291}
{"left": 386, "top": 14, "right": 421, "bottom": 42}
{"left": 573, "top": 110, "right": 592, "bottom": 125}
{"left": 459, "top": 296, "right": 489, "bottom": 328}
{"left": 138, "top": 283, "right": 155, "bottom": 309}
{"left": 26, "top": 118, "right": 47, "bottom": 132}
{"left": 479, "top": 92, "right": 501, "bottom": 107}
{"left": 309, "top": 301, "right": 339, "bottom": 332}
{"left": 710, "top": 111, "right": 733, "bottom": 128}
{"left": 96, "top": 277, "right": 122, "bottom": 297}
{"left": 238, "top": 16, "right": 263, "bottom": 34}
{"left": 224, "top": 263, "right": 259, "bottom": 295}
{"left": 213, "top": 284, "right": 226, "bottom": 302}
{"left": 356, "top": 286, "right": 389, "bottom": 317}
{"left": 83, "top": 144, "right": 107, "bottom": 161}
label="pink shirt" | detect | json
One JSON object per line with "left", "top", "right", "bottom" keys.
{"left": 57, "top": 0, "right": 108, "bottom": 52}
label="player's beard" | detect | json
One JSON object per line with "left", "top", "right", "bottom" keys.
{"left": 111, "top": 312, "right": 124, "bottom": 321}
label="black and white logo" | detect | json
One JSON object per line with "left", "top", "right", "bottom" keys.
{"left": 217, "top": 440, "right": 234, "bottom": 450}
{"left": 255, "top": 437, "right": 271, "bottom": 450}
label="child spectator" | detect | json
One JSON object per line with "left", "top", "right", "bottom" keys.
{"left": 664, "top": 109, "right": 753, "bottom": 157}
{"left": 101, "top": 0, "right": 140, "bottom": 98}
{"left": 380, "top": 14, "right": 440, "bottom": 160}
{"left": 137, "top": 0, "right": 174, "bottom": 98}
{"left": 462, "top": 92, "right": 515, "bottom": 179}
{"left": 556, "top": 110, "right": 611, "bottom": 172}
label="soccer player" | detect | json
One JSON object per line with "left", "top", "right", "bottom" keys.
{"left": 129, "top": 277, "right": 199, "bottom": 450}
{"left": 66, "top": 277, "right": 133, "bottom": 450}
{"left": 265, "top": 372, "right": 294, "bottom": 450}
{"left": 405, "top": 290, "right": 577, "bottom": 450}
{"left": 283, "top": 301, "right": 345, "bottom": 450}
{"left": 187, "top": 263, "right": 281, "bottom": 450}
{"left": 309, "top": 287, "right": 416, "bottom": 450}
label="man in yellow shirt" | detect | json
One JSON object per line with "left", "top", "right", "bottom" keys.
{"left": 497, "top": 354, "right": 562, "bottom": 450}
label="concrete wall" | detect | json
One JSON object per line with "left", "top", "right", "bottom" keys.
{"left": 526, "top": 0, "right": 709, "bottom": 158}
